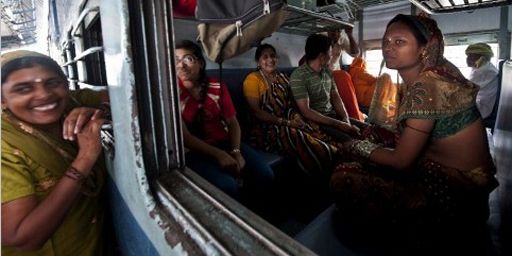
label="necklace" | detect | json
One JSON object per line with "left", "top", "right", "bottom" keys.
{"left": 259, "top": 70, "right": 277, "bottom": 86}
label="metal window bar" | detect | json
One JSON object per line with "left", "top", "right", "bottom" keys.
{"left": 62, "top": 46, "right": 103, "bottom": 66}
{"left": 70, "top": 6, "right": 100, "bottom": 37}
{"left": 77, "top": 81, "right": 108, "bottom": 88}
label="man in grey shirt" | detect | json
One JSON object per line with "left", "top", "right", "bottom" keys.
{"left": 290, "top": 34, "right": 359, "bottom": 141}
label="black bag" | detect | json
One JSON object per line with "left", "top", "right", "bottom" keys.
{"left": 196, "top": 0, "right": 288, "bottom": 63}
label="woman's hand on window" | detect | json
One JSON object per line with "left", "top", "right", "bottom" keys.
{"left": 63, "top": 107, "right": 104, "bottom": 141}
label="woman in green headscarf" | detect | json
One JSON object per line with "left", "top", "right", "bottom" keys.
{"left": 1, "top": 50, "right": 109, "bottom": 255}
{"left": 330, "top": 14, "right": 498, "bottom": 253}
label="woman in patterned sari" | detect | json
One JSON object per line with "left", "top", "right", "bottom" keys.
{"left": 243, "top": 44, "right": 344, "bottom": 175}
{"left": 1, "top": 50, "right": 108, "bottom": 255}
{"left": 330, "top": 15, "right": 498, "bottom": 254}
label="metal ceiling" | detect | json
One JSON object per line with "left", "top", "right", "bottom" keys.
{"left": 280, "top": 0, "right": 510, "bottom": 35}
{"left": 409, "top": 0, "right": 512, "bottom": 14}
{"left": 280, "top": 0, "right": 405, "bottom": 35}
{"left": 1, "top": 0, "right": 510, "bottom": 48}
{"left": 1, "top": 0, "right": 44, "bottom": 48}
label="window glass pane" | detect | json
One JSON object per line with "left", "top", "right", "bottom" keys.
{"left": 444, "top": 43, "right": 499, "bottom": 79}
{"left": 364, "top": 49, "right": 401, "bottom": 83}
{"left": 363, "top": 43, "right": 498, "bottom": 82}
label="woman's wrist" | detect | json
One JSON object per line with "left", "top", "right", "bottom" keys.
{"left": 277, "top": 117, "right": 290, "bottom": 126}
{"left": 230, "top": 147, "right": 241, "bottom": 155}
{"left": 64, "top": 166, "right": 87, "bottom": 183}
{"left": 351, "top": 139, "right": 380, "bottom": 158}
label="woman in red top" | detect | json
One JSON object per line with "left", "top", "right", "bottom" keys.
{"left": 175, "top": 40, "right": 274, "bottom": 201}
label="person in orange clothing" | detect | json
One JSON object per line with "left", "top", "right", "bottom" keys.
{"left": 332, "top": 69, "right": 365, "bottom": 121}
{"left": 349, "top": 57, "right": 377, "bottom": 110}
{"left": 327, "top": 27, "right": 365, "bottom": 121}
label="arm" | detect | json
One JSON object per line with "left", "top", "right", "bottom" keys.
{"left": 2, "top": 118, "right": 105, "bottom": 251}
{"left": 295, "top": 98, "right": 352, "bottom": 132}
{"left": 331, "top": 89, "right": 350, "bottom": 123}
{"left": 355, "top": 119, "right": 434, "bottom": 170}
{"left": 225, "top": 116, "right": 245, "bottom": 170}
{"left": 225, "top": 116, "right": 241, "bottom": 153}
{"left": 344, "top": 27, "right": 360, "bottom": 57}
{"left": 245, "top": 97, "right": 303, "bottom": 128}
{"left": 182, "top": 124, "right": 240, "bottom": 172}
{"left": 63, "top": 89, "right": 111, "bottom": 140}
{"left": 246, "top": 97, "right": 281, "bottom": 125}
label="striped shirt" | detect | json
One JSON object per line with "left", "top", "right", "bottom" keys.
{"left": 289, "top": 64, "right": 338, "bottom": 114}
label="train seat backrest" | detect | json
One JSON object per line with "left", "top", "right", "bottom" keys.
{"left": 205, "top": 67, "right": 296, "bottom": 167}
{"left": 205, "top": 68, "right": 295, "bottom": 131}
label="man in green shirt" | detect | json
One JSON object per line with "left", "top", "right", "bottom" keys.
{"left": 290, "top": 34, "right": 359, "bottom": 141}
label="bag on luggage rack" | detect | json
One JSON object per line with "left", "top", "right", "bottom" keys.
{"left": 196, "top": 0, "right": 288, "bottom": 63}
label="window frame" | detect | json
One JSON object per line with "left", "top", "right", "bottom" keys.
{"left": 124, "top": 0, "right": 315, "bottom": 253}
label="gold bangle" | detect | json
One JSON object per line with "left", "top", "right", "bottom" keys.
{"left": 231, "top": 148, "right": 241, "bottom": 154}
{"left": 352, "top": 139, "right": 380, "bottom": 158}
{"left": 64, "top": 166, "right": 86, "bottom": 183}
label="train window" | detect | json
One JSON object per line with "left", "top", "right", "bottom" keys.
{"left": 363, "top": 43, "right": 499, "bottom": 80}
{"left": 365, "top": 49, "right": 401, "bottom": 82}
{"left": 62, "top": 38, "right": 79, "bottom": 90}
{"left": 60, "top": 5, "right": 104, "bottom": 90}
{"left": 82, "top": 15, "right": 107, "bottom": 86}
{"left": 444, "top": 43, "right": 499, "bottom": 78}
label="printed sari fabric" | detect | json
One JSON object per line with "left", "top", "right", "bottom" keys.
{"left": 243, "top": 71, "right": 343, "bottom": 175}
{"left": 330, "top": 157, "right": 496, "bottom": 224}
{"left": 1, "top": 89, "right": 106, "bottom": 256}
{"left": 330, "top": 15, "right": 498, "bottom": 231}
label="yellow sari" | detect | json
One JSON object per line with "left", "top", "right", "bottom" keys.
{"left": 1, "top": 89, "right": 106, "bottom": 256}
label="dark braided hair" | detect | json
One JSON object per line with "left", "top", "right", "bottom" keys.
{"left": 175, "top": 40, "right": 209, "bottom": 138}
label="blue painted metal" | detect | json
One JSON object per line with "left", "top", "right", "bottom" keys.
{"left": 107, "top": 177, "right": 159, "bottom": 256}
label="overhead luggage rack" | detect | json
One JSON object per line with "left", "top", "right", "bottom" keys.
{"left": 278, "top": 4, "right": 353, "bottom": 35}
{"left": 409, "top": 0, "right": 512, "bottom": 14}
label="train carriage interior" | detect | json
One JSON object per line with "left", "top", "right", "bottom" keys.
{"left": 1, "top": 0, "right": 511, "bottom": 255}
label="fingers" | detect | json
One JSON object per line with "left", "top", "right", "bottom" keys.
{"left": 91, "top": 109, "right": 102, "bottom": 120}
{"left": 236, "top": 155, "right": 246, "bottom": 170}
{"left": 74, "top": 112, "right": 89, "bottom": 134}
{"left": 63, "top": 118, "right": 74, "bottom": 140}
{"left": 63, "top": 108, "right": 94, "bottom": 140}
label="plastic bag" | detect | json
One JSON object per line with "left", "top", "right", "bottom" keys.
{"left": 367, "top": 73, "right": 398, "bottom": 131}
